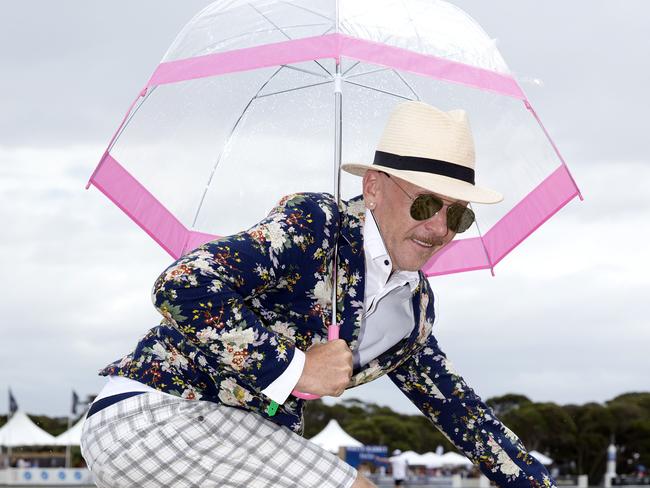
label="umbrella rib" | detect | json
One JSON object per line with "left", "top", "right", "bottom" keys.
{"left": 278, "top": 1, "right": 335, "bottom": 23}
{"left": 342, "top": 80, "right": 415, "bottom": 101}
{"left": 320, "top": 25, "right": 335, "bottom": 35}
{"left": 281, "top": 64, "right": 331, "bottom": 79}
{"left": 189, "top": 67, "right": 285, "bottom": 231}
{"left": 470, "top": 204, "right": 496, "bottom": 276}
{"left": 312, "top": 60, "right": 332, "bottom": 76}
{"left": 249, "top": 3, "right": 292, "bottom": 40}
{"left": 192, "top": 24, "right": 331, "bottom": 58}
{"left": 392, "top": 70, "right": 421, "bottom": 101}
{"left": 399, "top": 0, "right": 424, "bottom": 53}
{"left": 256, "top": 80, "right": 334, "bottom": 99}
{"left": 107, "top": 86, "right": 157, "bottom": 153}
{"left": 303, "top": 23, "right": 333, "bottom": 76}
{"left": 344, "top": 67, "right": 392, "bottom": 79}
{"left": 342, "top": 61, "right": 362, "bottom": 76}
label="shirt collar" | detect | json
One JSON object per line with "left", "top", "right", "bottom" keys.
{"left": 363, "top": 208, "right": 419, "bottom": 292}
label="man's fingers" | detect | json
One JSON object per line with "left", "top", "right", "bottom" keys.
{"left": 330, "top": 339, "right": 353, "bottom": 368}
{"left": 296, "top": 339, "right": 355, "bottom": 397}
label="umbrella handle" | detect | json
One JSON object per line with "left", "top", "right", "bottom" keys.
{"left": 291, "top": 324, "right": 341, "bottom": 400}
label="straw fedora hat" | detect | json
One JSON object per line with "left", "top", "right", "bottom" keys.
{"left": 342, "top": 101, "right": 503, "bottom": 204}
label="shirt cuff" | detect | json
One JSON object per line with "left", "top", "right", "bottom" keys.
{"left": 261, "top": 348, "right": 305, "bottom": 404}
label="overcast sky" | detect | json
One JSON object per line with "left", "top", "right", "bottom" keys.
{"left": 1, "top": 1, "right": 648, "bottom": 418}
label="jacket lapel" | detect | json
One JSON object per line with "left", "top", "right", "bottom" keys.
{"left": 333, "top": 196, "right": 366, "bottom": 349}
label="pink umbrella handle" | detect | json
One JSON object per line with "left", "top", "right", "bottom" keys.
{"left": 291, "top": 324, "right": 341, "bottom": 400}
{"left": 327, "top": 324, "right": 340, "bottom": 342}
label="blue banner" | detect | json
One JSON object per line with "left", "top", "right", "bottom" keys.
{"left": 344, "top": 445, "right": 388, "bottom": 468}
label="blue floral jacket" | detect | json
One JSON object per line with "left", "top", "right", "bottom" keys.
{"left": 101, "top": 192, "right": 554, "bottom": 488}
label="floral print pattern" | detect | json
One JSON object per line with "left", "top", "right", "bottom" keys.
{"left": 389, "top": 340, "right": 556, "bottom": 487}
{"left": 100, "top": 192, "right": 554, "bottom": 487}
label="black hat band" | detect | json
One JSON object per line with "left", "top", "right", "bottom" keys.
{"left": 373, "top": 150, "right": 475, "bottom": 185}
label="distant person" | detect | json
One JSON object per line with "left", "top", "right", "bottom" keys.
{"left": 376, "top": 449, "right": 409, "bottom": 486}
{"left": 81, "top": 102, "right": 557, "bottom": 488}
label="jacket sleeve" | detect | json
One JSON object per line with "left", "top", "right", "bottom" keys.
{"left": 151, "top": 193, "right": 336, "bottom": 391}
{"left": 388, "top": 335, "right": 556, "bottom": 488}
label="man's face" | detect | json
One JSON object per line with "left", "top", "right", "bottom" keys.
{"left": 363, "top": 171, "right": 465, "bottom": 272}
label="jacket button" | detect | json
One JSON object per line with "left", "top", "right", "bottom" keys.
{"left": 197, "top": 415, "right": 205, "bottom": 421}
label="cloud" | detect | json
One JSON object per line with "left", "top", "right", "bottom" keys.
{"left": 0, "top": 144, "right": 171, "bottom": 414}
{"left": 2, "top": 0, "right": 649, "bottom": 417}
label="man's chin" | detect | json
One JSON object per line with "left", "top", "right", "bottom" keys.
{"left": 397, "top": 258, "right": 429, "bottom": 273}
{"left": 413, "top": 245, "right": 447, "bottom": 271}
{"left": 394, "top": 243, "right": 449, "bottom": 271}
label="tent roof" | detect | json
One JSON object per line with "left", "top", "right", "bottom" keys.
{"left": 441, "top": 451, "right": 474, "bottom": 466}
{"left": 53, "top": 415, "right": 86, "bottom": 446}
{"left": 309, "top": 419, "right": 363, "bottom": 453}
{"left": 399, "top": 450, "right": 427, "bottom": 465}
{"left": 529, "top": 450, "right": 554, "bottom": 465}
{"left": 0, "top": 411, "right": 57, "bottom": 447}
{"left": 421, "top": 451, "right": 444, "bottom": 468}
{"left": 391, "top": 450, "right": 469, "bottom": 468}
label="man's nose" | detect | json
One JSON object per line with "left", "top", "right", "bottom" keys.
{"left": 423, "top": 208, "right": 449, "bottom": 237}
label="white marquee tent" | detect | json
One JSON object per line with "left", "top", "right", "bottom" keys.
{"left": 399, "top": 450, "right": 427, "bottom": 466}
{"left": 53, "top": 416, "right": 86, "bottom": 446}
{"left": 441, "top": 451, "right": 474, "bottom": 467}
{"left": 0, "top": 411, "right": 56, "bottom": 447}
{"left": 309, "top": 419, "right": 363, "bottom": 453}
{"left": 421, "top": 451, "right": 444, "bottom": 469}
{"left": 392, "top": 450, "right": 469, "bottom": 469}
{"left": 529, "top": 450, "right": 554, "bottom": 466}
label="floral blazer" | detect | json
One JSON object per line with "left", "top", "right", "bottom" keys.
{"left": 101, "top": 192, "right": 554, "bottom": 488}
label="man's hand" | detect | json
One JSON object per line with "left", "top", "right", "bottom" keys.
{"left": 294, "top": 339, "right": 353, "bottom": 397}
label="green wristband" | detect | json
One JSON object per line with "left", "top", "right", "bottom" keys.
{"left": 267, "top": 400, "right": 279, "bottom": 416}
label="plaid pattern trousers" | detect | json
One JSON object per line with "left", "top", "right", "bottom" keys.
{"left": 81, "top": 391, "right": 357, "bottom": 488}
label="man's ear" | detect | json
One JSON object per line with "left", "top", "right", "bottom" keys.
{"left": 362, "top": 170, "right": 381, "bottom": 204}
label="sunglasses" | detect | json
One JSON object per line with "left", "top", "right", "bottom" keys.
{"left": 383, "top": 174, "right": 475, "bottom": 233}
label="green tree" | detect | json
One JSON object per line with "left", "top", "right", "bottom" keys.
{"left": 607, "top": 393, "right": 650, "bottom": 474}
{"left": 487, "top": 393, "right": 532, "bottom": 416}
{"left": 565, "top": 403, "right": 615, "bottom": 484}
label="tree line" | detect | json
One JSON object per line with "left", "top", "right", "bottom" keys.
{"left": 2, "top": 391, "right": 648, "bottom": 484}
{"left": 303, "top": 392, "right": 650, "bottom": 485}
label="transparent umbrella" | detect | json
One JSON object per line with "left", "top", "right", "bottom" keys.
{"left": 87, "top": 0, "right": 582, "bottom": 401}
{"left": 88, "top": 0, "right": 581, "bottom": 278}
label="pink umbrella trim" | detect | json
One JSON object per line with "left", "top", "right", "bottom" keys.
{"left": 422, "top": 163, "right": 579, "bottom": 276}
{"left": 147, "top": 33, "right": 525, "bottom": 99}
{"left": 90, "top": 155, "right": 578, "bottom": 277}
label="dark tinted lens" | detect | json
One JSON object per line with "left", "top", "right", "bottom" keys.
{"left": 410, "top": 195, "right": 443, "bottom": 221}
{"left": 447, "top": 204, "right": 475, "bottom": 233}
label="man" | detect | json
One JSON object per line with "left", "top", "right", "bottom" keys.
{"left": 375, "top": 449, "right": 409, "bottom": 486}
{"left": 81, "top": 102, "right": 555, "bottom": 488}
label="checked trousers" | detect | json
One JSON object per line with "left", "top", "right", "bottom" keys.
{"left": 81, "top": 391, "right": 357, "bottom": 488}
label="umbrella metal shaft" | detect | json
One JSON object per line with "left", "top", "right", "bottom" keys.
{"left": 331, "top": 61, "right": 342, "bottom": 338}
{"left": 287, "top": 62, "right": 343, "bottom": 404}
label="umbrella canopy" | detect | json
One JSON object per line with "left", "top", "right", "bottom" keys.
{"left": 441, "top": 451, "right": 474, "bottom": 467}
{"left": 529, "top": 450, "right": 554, "bottom": 466}
{"left": 52, "top": 416, "right": 86, "bottom": 446}
{"left": 88, "top": 0, "right": 581, "bottom": 276}
{"left": 308, "top": 419, "right": 363, "bottom": 452}
{"left": 0, "top": 411, "right": 57, "bottom": 447}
